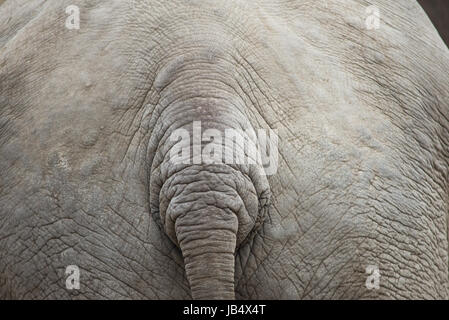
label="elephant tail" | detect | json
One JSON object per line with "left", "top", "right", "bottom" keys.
{"left": 152, "top": 162, "right": 268, "bottom": 300}
{"left": 174, "top": 202, "right": 238, "bottom": 299}
{"left": 149, "top": 135, "right": 271, "bottom": 299}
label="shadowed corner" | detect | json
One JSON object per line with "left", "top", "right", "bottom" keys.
{"left": 418, "top": 0, "right": 449, "bottom": 47}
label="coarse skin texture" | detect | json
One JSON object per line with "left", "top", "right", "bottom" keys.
{"left": 0, "top": 0, "right": 449, "bottom": 299}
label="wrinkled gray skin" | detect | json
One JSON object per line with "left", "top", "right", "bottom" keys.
{"left": 1, "top": 0, "right": 449, "bottom": 300}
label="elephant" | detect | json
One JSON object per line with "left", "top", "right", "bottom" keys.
{"left": 1, "top": 0, "right": 449, "bottom": 300}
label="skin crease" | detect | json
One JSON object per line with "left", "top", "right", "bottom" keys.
{"left": 0, "top": 0, "right": 449, "bottom": 299}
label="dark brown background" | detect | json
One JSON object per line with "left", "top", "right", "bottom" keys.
{"left": 418, "top": 0, "right": 449, "bottom": 46}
